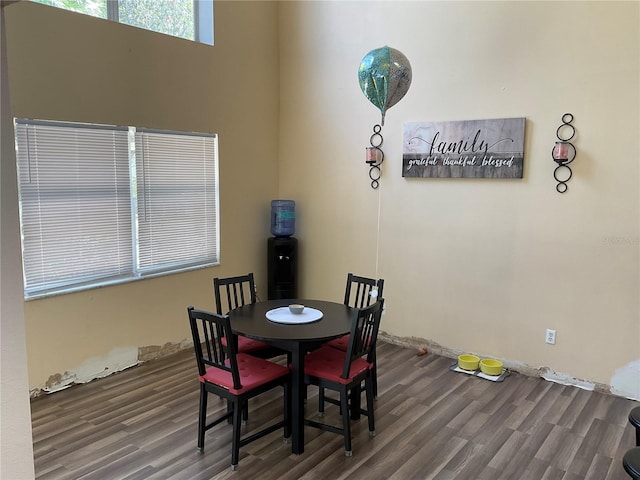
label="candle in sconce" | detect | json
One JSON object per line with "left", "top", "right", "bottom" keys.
{"left": 366, "top": 146, "right": 378, "bottom": 163}
{"left": 554, "top": 142, "right": 569, "bottom": 161}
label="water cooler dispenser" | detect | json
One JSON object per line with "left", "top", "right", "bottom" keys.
{"left": 268, "top": 200, "right": 298, "bottom": 300}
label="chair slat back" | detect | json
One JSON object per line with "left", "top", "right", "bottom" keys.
{"left": 342, "top": 298, "right": 384, "bottom": 379}
{"left": 344, "top": 273, "right": 384, "bottom": 309}
{"left": 213, "top": 273, "right": 257, "bottom": 314}
{"left": 187, "top": 307, "right": 242, "bottom": 390}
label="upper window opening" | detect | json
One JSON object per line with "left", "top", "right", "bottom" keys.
{"left": 31, "top": 0, "right": 214, "bottom": 46}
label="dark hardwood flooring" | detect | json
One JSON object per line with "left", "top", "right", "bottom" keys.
{"left": 31, "top": 341, "right": 639, "bottom": 479}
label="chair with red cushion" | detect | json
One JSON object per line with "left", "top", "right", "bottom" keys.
{"left": 187, "top": 306, "right": 290, "bottom": 470}
{"left": 323, "top": 273, "right": 384, "bottom": 399}
{"left": 303, "top": 299, "right": 384, "bottom": 456}
{"left": 344, "top": 273, "right": 385, "bottom": 309}
{"left": 213, "top": 273, "right": 284, "bottom": 359}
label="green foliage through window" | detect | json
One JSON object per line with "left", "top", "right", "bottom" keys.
{"left": 31, "top": 0, "right": 210, "bottom": 44}
{"left": 34, "top": 0, "right": 107, "bottom": 18}
{"left": 119, "top": 0, "right": 194, "bottom": 42}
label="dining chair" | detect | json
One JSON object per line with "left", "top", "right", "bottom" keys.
{"left": 323, "top": 273, "right": 384, "bottom": 398}
{"left": 344, "top": 273, "right": 385, "bottom": 309}
{"left": 213, "top": 273, "right": 284, "bottom": 359}
{"left": 303, "top": 298, "right": 384, "bottom": 456}
{"left": 187, "top": 306, "right": 290, "bottom": 470}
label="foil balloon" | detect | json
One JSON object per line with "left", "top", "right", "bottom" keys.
{"left": 358, "top": 46, "right": 412, "bottom": 126}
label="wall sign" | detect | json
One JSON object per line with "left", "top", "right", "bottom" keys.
{"left": 402, "top": 117, "right": 525, "bottom": 178}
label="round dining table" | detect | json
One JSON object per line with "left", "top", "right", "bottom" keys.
{"left": 228, "top": 298, "right": 354, "bottom": 455}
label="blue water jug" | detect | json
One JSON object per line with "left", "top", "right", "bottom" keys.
{"left": 271, "top": 200, "right": 295, "bottom": 237}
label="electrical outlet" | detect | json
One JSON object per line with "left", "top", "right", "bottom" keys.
{"left": 545, "top": 329, "right": 556, "bottom": 345}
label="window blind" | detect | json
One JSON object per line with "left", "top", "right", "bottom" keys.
{"left": 134, "top": 129, "right": 219, "bottom": 274}
{"left": 15, "top": 120, "right": 132, "bottom": 297}
{"left": 14, "top": 119, "right": 219, "bottom": 299}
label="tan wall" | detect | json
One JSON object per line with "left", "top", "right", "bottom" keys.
{"left": 5, "top": 0, "right": 281, "bottom": 393}
{"left": 279, "top": 1, "right": 640, "bottom": 398}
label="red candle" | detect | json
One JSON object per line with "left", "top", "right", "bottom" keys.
{"left": 366, "top": 147, "right": 378, "bottom": 163}
{"left": 554, "top": 142, "right": 569, "bottom": 161}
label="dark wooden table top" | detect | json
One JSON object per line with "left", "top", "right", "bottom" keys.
{"left": 229, "top": 298, "right": 353, "bottom": 343}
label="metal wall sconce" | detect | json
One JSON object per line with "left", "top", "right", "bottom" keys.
{"left": 365, "top": 125, "right": 384, "bottom": 189}
{"left": 552, "top": 113, "right": 576, "bottom": 193}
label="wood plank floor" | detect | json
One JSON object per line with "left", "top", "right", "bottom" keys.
{"left": 31, "top": 341, "right": 639, "bottom": 479}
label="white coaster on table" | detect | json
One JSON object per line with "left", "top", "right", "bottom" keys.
{"left": 265, "top": 307, "right": 323, "bottom": 324}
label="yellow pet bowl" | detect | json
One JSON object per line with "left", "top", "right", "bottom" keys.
{"left": 457, "top": 354, "right": 480, "bottom": 371}
{"left": 480, "top": 359, "right": 503, "bottom": 376}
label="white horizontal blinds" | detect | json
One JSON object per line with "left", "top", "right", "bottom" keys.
{"left": 15, "top": 120, "right": 132, "bottom": 296}
{"left": 135, "top": 130, "right": 218, "bottom": 274}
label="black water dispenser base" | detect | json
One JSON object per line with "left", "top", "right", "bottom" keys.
{"left": 267, "top": 237, "right": 297, "bottom": 300}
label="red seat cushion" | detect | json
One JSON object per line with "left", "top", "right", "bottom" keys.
{"left": 199, "top": 353, "right": 288, "bottom": 395}
{"left": 221, "top": 335, "right": 272, "bottom": 353}
{"left": 326, "top": 334, "right": 372, "bottom": 352}
{"left": 304, "top": 346, "right": 371, "bottom": 385}
{"left": 325, "top": 334, "right": 349, "bottom": 351}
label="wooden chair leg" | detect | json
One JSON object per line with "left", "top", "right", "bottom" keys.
{"left": 341, "top": 388, "right": 352, "bottom": 456}
{"left": 197, "top": 385, "right": 208, "bottom": 451}
{"left": 231, "top": 399, "right": 242, "bottom": 471}
{"left": 318, "top": 387, "right": 325, "bottom": 417}
{"left": 365, "top": 375, "right": 376, "bottom": 436}
{"left": 350, "top": 384, "right": 361, "bottom": 420}
{"left": 284, "top": 383, "right": 291, "bottom": 440}
{"left": 372, "top": 351, "right": 378, "bottom": 398}
{"left": 226, "top": 400, "right": 233, "bottom": 424}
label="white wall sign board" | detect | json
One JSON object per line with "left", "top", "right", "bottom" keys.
{"left": 403, "top": 117, "right": 526, "bottom": 179}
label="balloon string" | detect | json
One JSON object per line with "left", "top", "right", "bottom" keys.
{"left": 375, "top": 174, "right": 382, "bottom": 279}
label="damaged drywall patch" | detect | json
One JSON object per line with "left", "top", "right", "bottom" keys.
{"left": 138, "top": 338, "right": 192, "bottom": 362}
{"left": 379, "top": 331, "right": 541, "bottom": 376}
{"left": 44, "top": 373, "right": 66, "bottom": 391}
{"left": 539, "top": 367, "right": 595, "bottom": 391}
{"left": 611, "top": 359, "right": 640, "bottom": 401}
{"left": 380, "top": 332, "right": 626, "bottom": 397}
{"left": 31, "top": 340, "right": 194, "bottom": 397}
{"left": 34, "top": 346, "right": 139, "bottom": 396}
